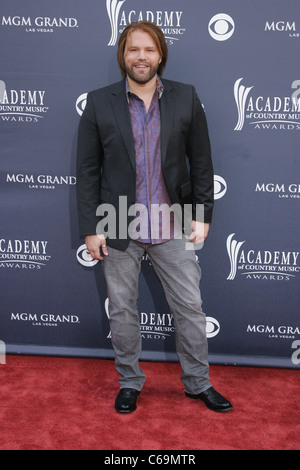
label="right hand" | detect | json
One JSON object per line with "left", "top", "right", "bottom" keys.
{"left": 85, "top": 234, "right": 108, "bottom": 261}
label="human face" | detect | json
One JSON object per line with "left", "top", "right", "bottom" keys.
{"left": 124, "top": 30, "right": 162, "bottom": 85}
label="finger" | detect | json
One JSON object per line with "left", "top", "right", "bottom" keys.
{"left": 189, "top": 235, "right": 205, "bottom": 245}
{"left": 86, "top": 246, "right": 102, "bottom": 261}
{"left": 101, "top": 244, "right": 109, "bottom": 257}
{"left": 91, "top": 251, "right": 103, "bottom": 261}
{"left": 189, "top": 232, "right": 197, "bottom": 243}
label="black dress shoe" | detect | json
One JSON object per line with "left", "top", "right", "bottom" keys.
{"left": 185, "top": 386, "right": 233, "bottom": 412}
{"left": 115, "top": 388, "right": 140, "bottom": 413}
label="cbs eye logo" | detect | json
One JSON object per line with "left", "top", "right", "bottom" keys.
{"left": 206, "top": 317, "right": 221, "bottom": 338}
{"left": 214, "top": 175, "right": 227, "bottom": 200}
{"left": 76, "top": 244, "right": 99, "bottom": 267}
{"left": 209, "top": 14, "right": 235, "bottom": 41}
{"left": 76, "top": 93, "right": 87, "bottom": 116}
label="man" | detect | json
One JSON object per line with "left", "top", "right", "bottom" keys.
{"left": 76, "top": 21, "right": 232, "bottom": 413}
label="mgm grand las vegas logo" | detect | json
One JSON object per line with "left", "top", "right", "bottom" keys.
{"left": 106, "top": 0, "right": 185, "bottom": 46}
{"left": 226, "top": 233, "right": 300, "bottom": 282}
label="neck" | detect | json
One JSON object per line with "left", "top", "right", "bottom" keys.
{"left": 127, "top": 74, "right": 158, "bottom": 98}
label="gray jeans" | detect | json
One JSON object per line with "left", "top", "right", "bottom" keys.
{"left": 102, "top": 237, "right": 211, "bottom": 395}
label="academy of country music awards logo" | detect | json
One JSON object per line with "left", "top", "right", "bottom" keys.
{"left": 106, "top": 0, "right": 235, "bottom": 46}
{"left": 106, "top": 0, "right": 186, "bottom": 46}
{"left": 0, "top": 80, "right": 49, "bottom": 123}
{"left": 226, "top": 233, "right": 300, "bottom": 282}
{"left": 0, "top": 238, "right": 51, "bottom": 270}
{"left": 234, "top": 78, "right": 300, "bottom": 131}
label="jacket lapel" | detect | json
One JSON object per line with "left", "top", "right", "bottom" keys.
{"left": 110, "top": 80, "right": 136, "bottom": 171}
{"left": 160, "top": 79, "right": 176, "bottom": 166}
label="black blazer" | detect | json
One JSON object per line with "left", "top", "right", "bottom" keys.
{"left": 76, "top": 78, "right": 214, "bottom": 250}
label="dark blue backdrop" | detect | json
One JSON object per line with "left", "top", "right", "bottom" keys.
{"left": 1, "top": 0, "right": 299, "bottom": 368}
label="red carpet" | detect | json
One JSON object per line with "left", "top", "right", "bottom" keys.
{"left": 0, "top": 355, "right": 299, "bottom": 450}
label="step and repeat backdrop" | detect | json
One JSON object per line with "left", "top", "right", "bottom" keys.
{"left": 0, "top": 0, "right": 299, "bottom": 368}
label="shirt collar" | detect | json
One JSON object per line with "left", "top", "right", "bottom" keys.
{"left": 126, "top": 76, "right": 164, "bottom": 101}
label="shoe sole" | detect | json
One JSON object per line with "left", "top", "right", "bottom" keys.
{"left": 205, "top": 404, "right": 233, "bottom": 413}
{"left": 115, "top": 405, "right": 137, "bottom": 414}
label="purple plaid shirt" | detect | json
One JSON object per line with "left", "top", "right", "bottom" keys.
{"left": 127, "top": 78, "right": 178, "bottom": 244}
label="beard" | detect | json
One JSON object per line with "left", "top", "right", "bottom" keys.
{"left": 125, "top": 62, "right": 160, "bottom": 85}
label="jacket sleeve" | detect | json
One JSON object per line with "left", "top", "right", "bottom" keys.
{"left": 186, "top": 87, "right": 214, "bottom": 224}
{"left": 76, "top": 93, "right": 103, "bottom": 236}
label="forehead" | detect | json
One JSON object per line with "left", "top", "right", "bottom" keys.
{"left": 126, "top": 29, "right": 158, "bottom": 48}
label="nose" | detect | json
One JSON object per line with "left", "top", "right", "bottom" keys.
{"left": 137, "top": 49, "right": 146, "bottom": 60}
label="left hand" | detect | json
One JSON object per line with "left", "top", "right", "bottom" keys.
{"left": 189, "top": 221, "right": 210, "bottom": 244}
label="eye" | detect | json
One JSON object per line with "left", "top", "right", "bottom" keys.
{"left": 210, "top": 19, "right": 234, "bottom": 35}
{"left": 209, "top": 14, "right": 235, "bottom": 41}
